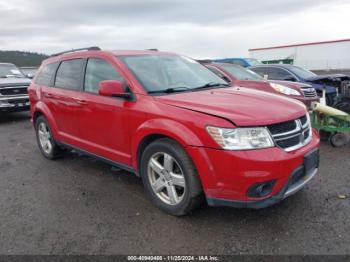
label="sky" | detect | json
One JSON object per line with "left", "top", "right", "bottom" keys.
{"left": 0, "top": 0, "right": 349, "bottom": 58}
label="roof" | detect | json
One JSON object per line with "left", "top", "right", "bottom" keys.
{"left": 110, "top": 50, "right": 175, "bottom": 56}
{"left": 43, "top": 49, "right": 176, "bottom": 64}
{"left": 249, "top": 38, "right": 350, "bottom": 51}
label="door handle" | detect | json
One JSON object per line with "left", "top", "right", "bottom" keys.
{"left": 44, "top": 93, "right": 54, "bottom": 98}
{"left": 74, "top": 98, "right": 88, "bottom": 105}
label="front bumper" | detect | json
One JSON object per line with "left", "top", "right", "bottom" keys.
{"left": 0, "top": 95, "right": 30, "bottom": 112}
{"left": 207, "top": 166, "right": 318, "bottom": 209}
{"left": 186, "top": 129, "right": 320, "bottom": 208}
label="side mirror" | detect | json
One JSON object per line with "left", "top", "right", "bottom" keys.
{"left": 98, "top": 80, "right": 132, "bottom": 100}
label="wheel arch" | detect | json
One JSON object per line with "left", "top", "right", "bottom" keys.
{"left": 132, "top": 118, "right": 204, "bottom": 172}
{"left": 32, "top": 102, "right": 59, "bottom": 138}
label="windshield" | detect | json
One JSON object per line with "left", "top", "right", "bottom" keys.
{"left": 289, "top": 66, "right": 316, "bottom": 79}
{"left": 245, "top": 58, "right": 261, "bottom": 66}
{"left": 218, "top": 63, "right": 263, "bottom": 80}
{"left": 0, "top": 64, "right": 25, "bottom": 78}
{"left": 120, "top": 55, "right": 228, "bottom": 93}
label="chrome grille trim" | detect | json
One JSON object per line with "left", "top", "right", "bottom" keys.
{"left": 301, "top": 88, "right": 317, "bottom": 98}
{"left": 0, "top": 85, "right": 29, "bottom": 96}
{"left": 268, "top": 114, "right": 312, "bottom": 152}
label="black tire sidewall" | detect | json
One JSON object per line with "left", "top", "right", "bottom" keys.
{"left": 140, "top": 139, "right": 202, "bottom": 216}
{"left": 35, "top": 116, "right": 58, "bottom": 159}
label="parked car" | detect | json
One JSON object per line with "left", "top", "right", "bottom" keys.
{"left": 0, "top": 63, "right": 31, "bottom": 113}
{"left": 212, "top": 57, "right": 261, "bottom": 67}
{"left": 20, "top": 66, "right": 38, "bottom": 79}
{"left": 28, "top": 47, "right": 320, "bottom": 216}
{"left": 200, "top": 61, "right": 319, "bottom": 109}
{"left": 248, "top": 64, "right": 348, "bottom": 105}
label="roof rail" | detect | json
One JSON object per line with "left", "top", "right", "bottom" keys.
{"left": 146, "top": 48, "right": 158, "bottom": 51}
{"left": 196, "top": 59, "right": 212, "bottom": 64}
{"left": 50, "top": 46, "right": 101, "bottom": 57}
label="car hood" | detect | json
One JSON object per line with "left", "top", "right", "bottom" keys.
{"left": 154, "top": 87, "right": 306, "bottom": 126}
{"left": 0, "top": 78, "right": 31, "bottom": 87}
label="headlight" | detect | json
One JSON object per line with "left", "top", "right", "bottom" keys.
{"left": 270, "top": 83, "right": 301, "bottom": 96}
{"left": 206, "top": 126, "right": 274, "bottom": 150}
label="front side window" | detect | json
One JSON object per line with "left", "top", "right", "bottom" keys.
{"left": 55, "top": 59, "right": 84, "bottom": 90}
{"left": 250, "top": 67, "right": 266, "bottom": 77}
{"left": 120, "top": 55, "right": 227, "bottom": 93}
{"left": 84, "top": 58, "right": 124, "bottom": 93}
{"left": 218, "top": 64, "right": 262, "bottom": 81}
{"left": 35, "top": 63, "right": 58, "bottom": 86}
{"left": 265, "top": 67, "right": 291, "bottom": 80}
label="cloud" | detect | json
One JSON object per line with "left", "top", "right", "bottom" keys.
{"left": 0, "top": 0, "right": 349, "bottom": 58}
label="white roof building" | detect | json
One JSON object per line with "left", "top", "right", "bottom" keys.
{"left": 249, "top": 38, "right": 350, "bottom": 71}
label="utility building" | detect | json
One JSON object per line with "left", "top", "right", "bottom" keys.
{"left": 249, "top": 38, "right": 350, "bottom": 71}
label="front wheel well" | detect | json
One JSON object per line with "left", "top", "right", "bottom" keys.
{"left": 137, "top": 134, "right": 175, "bottom": 173}
{"left": 33, "top": 111, "right": 44, "bottom": 125}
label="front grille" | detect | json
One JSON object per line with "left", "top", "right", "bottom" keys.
{"left": 268, "top": 120, "right": 296, "bottom": 135}
{"left": 267, "top": 115, "right": 312, "bottom": 152}
{"left": 301, "top": 87, "right": 317, "bottom": 98}
{"left": 7, "top": 98, "right": 29, "bottom": 105}
{"left": 0, "top": 86, "right": 29, "bottom": 96}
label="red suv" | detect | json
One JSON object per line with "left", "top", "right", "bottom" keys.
{"left": 28, "top": 47, "right": 320, "bottom": 216}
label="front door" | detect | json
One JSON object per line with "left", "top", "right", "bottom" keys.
{"left": 76, "top": 58, "right": 132, "bottom": 166}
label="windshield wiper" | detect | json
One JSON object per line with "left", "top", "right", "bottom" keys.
{"left": 193, "top": 82, "right": 230, "bottom": 90}
{"left": 148, "top": 86, "right": 191, "bottom": 94}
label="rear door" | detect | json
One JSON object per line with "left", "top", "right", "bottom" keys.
{"left": 76, "top": 57, "right": 132, "bottom": 165}
{"left": 52, "top": 58, "right": 85, "bottom": 144}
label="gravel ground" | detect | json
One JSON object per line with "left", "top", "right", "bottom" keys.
{"left": 0, "top": 112, "right": 349, "bottom": 255}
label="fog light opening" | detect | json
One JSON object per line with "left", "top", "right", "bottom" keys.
{"left": 247, "top": 180, "right": 276, "bottom": 198}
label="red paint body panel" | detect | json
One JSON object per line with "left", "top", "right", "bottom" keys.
{"left": 187, "top": 129, "right": 319, "bottom": 201}
{"left": 155, "top": 87, "right": 306, "bottom": 126}
{"left": 28, "top": 50, "right": 320, "bottom": 205}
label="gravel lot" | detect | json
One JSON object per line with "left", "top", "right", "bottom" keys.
{"left": 0, "top": 112, "right": 349, "bottom": 255}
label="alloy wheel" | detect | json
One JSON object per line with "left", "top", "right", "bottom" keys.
{"left": 38, "top": 122, "right": 52, "bottom": 154}
{"left": 147, "top": 152, "right": 186, "bottom": 205}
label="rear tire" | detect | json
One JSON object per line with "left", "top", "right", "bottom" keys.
{"left": 334, "top": 98, "right": 350, "bottom": 114}
{"left": 140, "top": 138, "right": 203, "bottom": 216}
{"left": 329, "top": 133, "right": 350, "bottom": 147}
{"left": 35, "top": 116, "right": 65, "bottom": 159}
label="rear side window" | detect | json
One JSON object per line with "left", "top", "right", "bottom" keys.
{"left": 55, "top": 59, "right": 84, "bottom": 90}
{"left": 84, "top": 58, "right": 124, "bottom": 93}
{"left": 35, "top": 62, "right": 58, "bottom": 86}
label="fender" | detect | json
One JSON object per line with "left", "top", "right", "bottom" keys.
{"left": 32, "top": 101, "right": 60, "bottom": 139}
{"left": 131, "top": 118, "right": 204, "bottom": 169}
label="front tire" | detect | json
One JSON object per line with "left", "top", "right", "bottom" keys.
{"left": 35, "top": 116, "right": 64, "bottom": 159}
{"left": 140, "top": 138, "right": 203, "bottom": 216}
